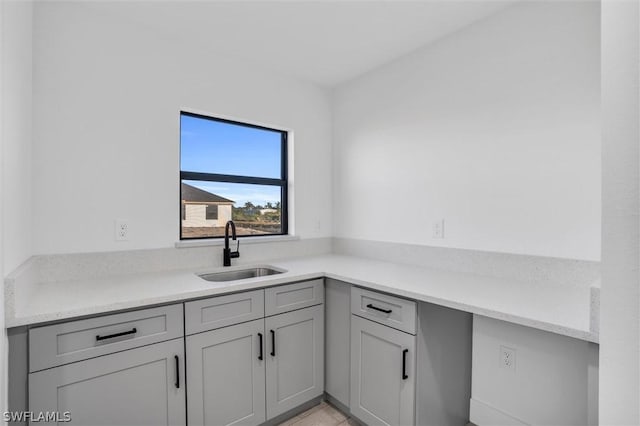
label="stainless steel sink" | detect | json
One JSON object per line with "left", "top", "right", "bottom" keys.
{"left": 197, "top": 266, "right": 284, "bottom": 282}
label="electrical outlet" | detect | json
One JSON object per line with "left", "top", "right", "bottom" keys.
{"left": 115, "top": 220, "right": 129, "bottom": 241}
{"left": 499, "top": 345, "right": 516, "bottom": 371}
{"left": 432, "top": 219, "right": 445, "bottom": 239}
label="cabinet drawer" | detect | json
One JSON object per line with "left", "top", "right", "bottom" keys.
{"left": 185, "top": 289, "right": 265, "bottom": 335}
{"left": 351, "top": 287, "right": 417, "bottom": 334}
{"left": 29, "top": 304, "right": 184, "bottom": 372}
{"left": 265, "top": 279, "right": 324, "bottom": 316}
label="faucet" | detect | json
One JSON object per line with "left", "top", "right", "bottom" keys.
{"left": 223, "top": 220, "right": 240, "bottom": 266}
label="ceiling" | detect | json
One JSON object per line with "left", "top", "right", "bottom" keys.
{"left": 78, "top": 1, "right": 516, "bottom": 88}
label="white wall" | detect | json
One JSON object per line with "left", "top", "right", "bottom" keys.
{"left": 471, "top": 316, "right": 598, "bottom": 426}
{"left": 2, "top": 0, "right": 33, "bottom": 274}
{"left": 600, "top": 0, "right": 640, "bottom": 423}
{"left": 0, "top": 0, "right": 4, "bottom": 415}
{"left": 31, "top": 1, "right": 333, "bottom": 255}
{"left": 332, "top": 1, "right": 601, "bottom": 261}
{"left": 2, "top": 0, "right": 34, "bottom": 414}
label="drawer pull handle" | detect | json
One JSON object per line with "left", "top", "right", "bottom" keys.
{"left": 366, "top": 304, "right": 392, "bottom": 314}
{"left": 258, "top": 333, "right": 263, "bottom": 360}
{"left": 175, "top": 355, "right": 180, "bottom": 388}
{"left": 96, "top": 327, "right": 137, "bottom": 341}
{"left": 402, "top": 349, "right": 409, "bottom": 380}
{"left": 270, "top": 330, "right": 276, "bottom": 357}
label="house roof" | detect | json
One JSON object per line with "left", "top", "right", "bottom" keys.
{"left": 181, "top": 183, "right": 234, "bottom": 204}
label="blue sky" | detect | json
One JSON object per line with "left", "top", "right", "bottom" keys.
{"left": 181, "top": 114, "right": 282, "bottom": 178}
{"left": 181, "top": 114, "right": 283, "bottom": 206}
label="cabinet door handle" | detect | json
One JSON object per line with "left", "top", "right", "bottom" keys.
{"left": 402, "top": 349, "right": 408, "bottom": 380}
{"left": 366, "top": 304, "right": 392, "bottom": 314}
{"left": 258, "top": 333, "right": 263, "bottom": 360}
{"left": 175, "top": 355, "right": 180, "bottom": 388}
{"left": 270, "top": 330, "right": 276, "bottom": 357}
{"left": 96, "top": 327, "right": 137, "bottom": 341}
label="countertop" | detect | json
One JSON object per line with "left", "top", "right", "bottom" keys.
{"left": 5, "top": 254, "right": 598, "bottom": 342}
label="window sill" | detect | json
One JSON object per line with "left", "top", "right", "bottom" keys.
{"left": 175, "top": 235, "right": 300, "bottom": 248}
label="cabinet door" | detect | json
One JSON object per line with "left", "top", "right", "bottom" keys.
{"left": 265, "top": 304, "right": 324, "bottom": 419}
{"left": 350, "top": 315, "right": 416, "bottom": 426}
{"left": 29, "top": 338, "right": 185, "bottom": 426}
{"left": 186, "top": 319, "right": 266, "bottom": 426}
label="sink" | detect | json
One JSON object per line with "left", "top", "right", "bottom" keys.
{"left": 197, "top": 266, "right": 284, "bottom": 282}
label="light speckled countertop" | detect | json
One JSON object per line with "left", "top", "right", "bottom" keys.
{"left": 5, "top": 254, "right": 598, "bottom": 342}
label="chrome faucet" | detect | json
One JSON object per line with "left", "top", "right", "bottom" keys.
{"left": 223, "top": 220, "right": 240, "bottom": 267}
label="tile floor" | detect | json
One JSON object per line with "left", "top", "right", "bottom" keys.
{"left": 277, "top": 401, "right": 357, "bottom": 426}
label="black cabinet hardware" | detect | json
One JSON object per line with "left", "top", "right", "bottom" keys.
{"left": 175, "top": 355, "right": 180, "bottom": 388}
{"left": 96, "top": 328, "right": 137, "bottom": 341}
{"left": 366, "top": 304, "right": 392, "bottom": 314}
{"left": 402, "top": 349, "right": 408, "bottom": 380}
{"left": 258, "top": 333, "right": 263, "bottom": 360}
{"left": 270, "top": 330, "right": 276, "bottom": 357}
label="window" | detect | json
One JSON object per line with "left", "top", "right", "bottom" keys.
{"left": 180, "top": 111, "right": 288, "bottom": 240}
{"left": 205, "top": 205, "right": 218, "bottom": 221}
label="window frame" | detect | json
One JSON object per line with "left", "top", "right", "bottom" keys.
{"left": 179, "top": 111, "right": 289, "bottom": 240}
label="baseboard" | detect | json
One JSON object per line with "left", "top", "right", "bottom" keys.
{"left": 260, "top": 395, "right": 324, "bottom": 426}
{"left": 324, "top": 392, "right": 367, "bottom": 426}
{"left": 469, "top": 398, "right": 530, "bottom": 426}
{"left": 324, "top": 392, "right": 350, "bottom": 416}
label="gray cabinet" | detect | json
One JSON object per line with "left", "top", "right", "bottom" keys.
{"left": 185, "top": 281, "right": 325, "bottom": 424}
{"left": 186, "top": 319, "right": 266, "bottom": 426}
{"left": 29, "top": 338, "right": 186, "bottom": 426}
{"left": 325, "top": 278, "right": 351, "bottom": 408}
{"left": 350, "top": 315, "right": 416, "bottom": 426}
{"left": 266, "top": 304, "right": 324, "bottom": 419}
{"left": 26, "top": 282, "right": 326, "bottom": 426}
